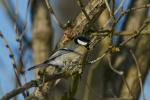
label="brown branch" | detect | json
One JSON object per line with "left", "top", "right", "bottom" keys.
{"left": 107, "top": 55, "right": 124, "bottom": 76}
{"left": 130, "top": 50, "right": 145, "bottom": 100}
{"left": 15, "top": 0, "right": 31, "bottom": 81}
{"left": 113, "top": 30, "right": 150, "bottom": 36}
{"left": 88, "top": 18, "right": 150, "bottom": 64}
{"left": 75, "top": 0, "right": 100, "bottom": 31}
{"left": 0, "top": 32, "right": 26, "bottom": 97}
{"left": 107, "top": 54, "right": 133, "bottom": 98}
{"left": 58, "top": 0, "right": 106, "bottom": 48}
{"left": 14, "top": 0, "right": 30, "bottom": 97}
{"left": 119, "top": 1, "right": 149, "bottom": 99}
{"left": 1, "top": 72, "right": 75, "bottom": 100}
{"left": 119, "top": 19, "right": 150, "bottom": 46}
{"left": 115, "top": 3, "right": 150, "bottom": 25}
{"left": 44, "top": 0, "right": 64, "bottom": 28}
{"left": 121, "top": 75, "right": 133, "bottom": 98}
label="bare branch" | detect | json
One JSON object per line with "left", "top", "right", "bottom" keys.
{"left": 107, "top": 55, "right": 124, "bottom": 76}
{"left": 44, "top": 0, "right": 64, "bottom": 28}
{"left": 58, "top": 0, "right": 106, "bottom": 48}
{"left": 119, "top": 19, "right": 150, "bottom": 46}
{"left": 113, "top": 30, "right": 150, "bottom": 36}
{"left": 0, "top": 32, "right": 26, "bottom": 97}
{"left": 1, "top": 72, "right": 77, "bottom": 100}
{"left": 116, "top": 3, "right": 150, "bottom": 25}
{"left": 130, "top": 49, "right": 145, "bottom": 100}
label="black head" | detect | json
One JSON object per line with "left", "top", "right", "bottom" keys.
{"left": 74, "top": 36, "right": 90, "bottom": 48}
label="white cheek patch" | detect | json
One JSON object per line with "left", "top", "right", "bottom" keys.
{"left": 77, "top": 39, "right": 87, "bottom": 46}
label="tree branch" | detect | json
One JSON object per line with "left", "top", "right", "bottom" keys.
{"left": 57, "top": 0, "right": 106, "bottom": 48}
{"left": 1, "top": 72, "right": 75, "bottom": 100}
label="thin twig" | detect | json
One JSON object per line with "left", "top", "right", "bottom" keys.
{"left": 104, "top": 0, "right": 111, "bottom": 14}
{"left": 91, "top": 18, "right": 150, "bottom": 64}
{"left": 76, "top": 0, "right": 91, "bottom": 21}
{"left": 130, "top": 49, "right": 145, "bottom": 100}
{"left": 14, "top": 0, "right": 26, "bottom": 98}
{"left": 104, "top": 0, "right": 115, "bottom": 22}
{"left": 75, "top": 0, "right": 100, "bottom": 32}
{"left": 113, "top": 30, "right": 150, "bottom": 36}
{"left": 103, "top": 0, "right": 126, "bottom": 27}
{"left": 44, "top": 0, "right": 64, "bottom": 28}
{"left": 17, "top": 0, "right": 30, "bottom": 75}
{"left": 14, "top": 0, "right": 18, "bottom": 40}
{"left": 18, "top": 0, "right": 31, "bottom": 96}
{"left": 1, "top": 0, "right": 29, "bottom": 43}
{"left": 88, "top": 52, "right": 107, "bottom": 64}
{"left": 104, "top": 3, "right": 150, "bottom": 28}
{"left": 0, "top": 32, "right": 26, "bottom": 97}
{"left": 107, "top": 55, "right": 124, "bottom": 76}
{"left": 115, "top": 3, "right": 150, "bottom": 26}
{"left": 119, "top": 19, "right": 150, "bottom": 46}
{"left": 105, "top": 54, "right": 134, "bottom": 98}
{"left": 20, "top": 0, "right": 30, "bottom": 39}
{"left": 65, "top": 0, "right": 105, "bottom": 38}
{"left": 121, "top": 75, "right": 133, "bottom": 98}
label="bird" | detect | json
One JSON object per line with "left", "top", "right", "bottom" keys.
{"left": 27, "top": 36, "right": 90, "bottom": 74}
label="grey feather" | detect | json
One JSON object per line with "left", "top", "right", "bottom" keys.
{"left": 48, "top": 48, "right": 75, "bottom": 60}
{"left": 28, "top": 48, "right": 81, "bottom": 71}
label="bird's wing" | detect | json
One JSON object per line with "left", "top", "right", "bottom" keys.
{"left": 27, "top": 48, "right": 79, "bottom": 71}
{"left": 48, "top": 48, "right": 75, "bottom": 60}
{"left": 27, "top": 60, "right": 50, "bottom": 71}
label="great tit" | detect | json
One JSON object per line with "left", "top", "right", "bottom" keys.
{"left": 28, "top": 36, "right": 90, "bottom": 74}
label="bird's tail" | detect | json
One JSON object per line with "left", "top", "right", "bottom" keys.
{"left": 27, "top": 60, "right": 49, "bottom": 71}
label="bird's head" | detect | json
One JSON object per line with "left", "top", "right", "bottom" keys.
{"left": 74, "top": 36, "right": 90, "bottom": 49}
